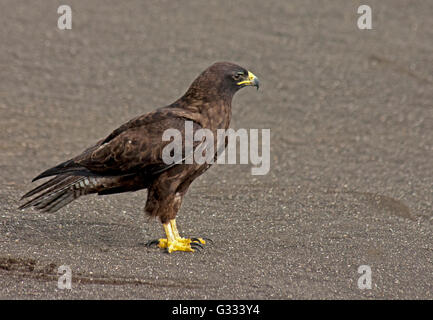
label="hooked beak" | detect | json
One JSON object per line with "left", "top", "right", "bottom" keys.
{"left": 237, "top": 71, "right": 260, "bottom": 90}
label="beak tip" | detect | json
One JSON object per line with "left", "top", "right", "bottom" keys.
{"left": 254, "top": 78, "right": 260, "bottom": 90}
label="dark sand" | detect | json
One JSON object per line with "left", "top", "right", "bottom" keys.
{"left": 0, "top": 0, "right": 432, "bottom": 299}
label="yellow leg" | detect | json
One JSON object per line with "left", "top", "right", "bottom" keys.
{"left": 157, "top": 219, "right": 206, "bottom": 253}
{"left": 170, "top": 219, "right": 181, "bottom": 239}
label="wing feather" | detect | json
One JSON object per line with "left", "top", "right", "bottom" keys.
{"left": 30, "top": 108, "right": 204, "bottom": 181}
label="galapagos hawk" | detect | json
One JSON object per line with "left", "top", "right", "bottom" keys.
{"left": 19, "top": 62, "right": 260, "bottom": 253}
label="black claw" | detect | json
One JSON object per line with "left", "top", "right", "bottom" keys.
{"left": 191, "top": 237, "right": 213, "bottom": 245}
{"left": 191, "top": 241, "right": 204, "bottom": 248}
{"left": 202, "top": 237, "right": 213, "bottom": 244}
{"left": 190, "top": 242, "right": 204, "bottom": 251}
{"left": 145, "top": 239, "right": 160, "bottom": 248}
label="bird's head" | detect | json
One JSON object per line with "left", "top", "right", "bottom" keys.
{"left": 186, "top": 62, "right": 260, "bottom": 100}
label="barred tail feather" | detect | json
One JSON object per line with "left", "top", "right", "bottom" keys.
{"left": 20, "top": 175, "right": 68, "bottom": 200}
{"left": 19, "top": 175, "right": 97, "bottom": 213}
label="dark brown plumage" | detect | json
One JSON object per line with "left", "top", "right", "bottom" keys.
{"left": 19, "top": 62, "right": 259, "bottom": 253}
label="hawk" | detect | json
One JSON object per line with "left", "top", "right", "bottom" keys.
{"left": 19, "top": 62, "right": 260, "bottom": 253}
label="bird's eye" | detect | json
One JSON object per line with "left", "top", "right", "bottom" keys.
{"left": 233, "top": 72, "right": 244, "bottom": 80}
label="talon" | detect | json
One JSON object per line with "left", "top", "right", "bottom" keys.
{"left": 191, "top": 244, "right": 202, "bottom": 251}
{"left": 145, "top": 239, "right": 160, "bottom": 248}
{"left": 190, "top": 244, "right": 203, "bottom": 252}
{"left": 190, "top": 242, "right": 204, "bottom": 250}
{"left": 202, "top": 237, "right": 213, "bottom": 244}
{"left": 191, "top": 237, "right": 207, "bottom": 245}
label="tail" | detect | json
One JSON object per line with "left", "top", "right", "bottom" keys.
{"left": 31, "top": 159, "right": 94, "bottom": 182}
{"left": 19, "top": 175, "right": 99, "bottom": 213}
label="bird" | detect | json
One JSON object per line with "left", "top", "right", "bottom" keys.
{"left": 19, "top": 62, "right": 260, "bottom": 253}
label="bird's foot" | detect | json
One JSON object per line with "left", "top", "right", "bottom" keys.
{"left": 146, "top": 219, "right": 211, "bottom": 253}
{"left": 157, "top": 237, "right": 206, "bottom": 253}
